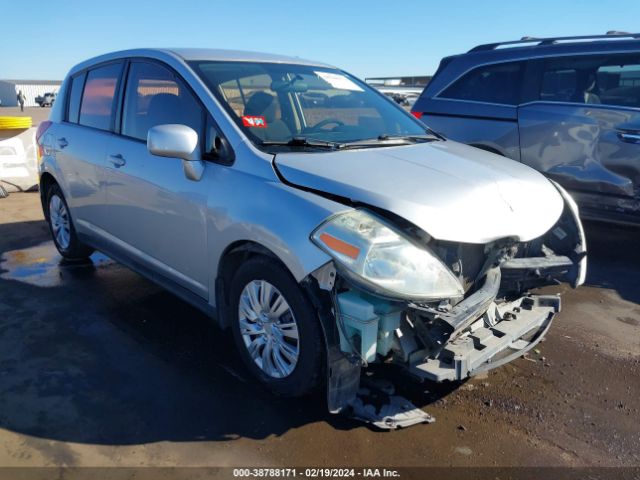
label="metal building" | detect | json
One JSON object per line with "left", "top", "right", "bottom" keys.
{"left": 0, "top": 80, "right": 61, "bottom": 107}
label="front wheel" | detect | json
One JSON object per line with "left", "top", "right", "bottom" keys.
{"left": 229, "top": 256, "right": 324, "bottom": 396}
{"left": 45, "top": 184, "right": 94, "bottom": 260}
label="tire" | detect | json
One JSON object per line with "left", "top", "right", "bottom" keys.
{"left": 0, "top": 184, "right": 8, "bottom": 198}
{"left": 45, "top": 183, "right": 94, "bottom": 260}
{"left": 229, "top": 256, "right": 324, "bottom": 397}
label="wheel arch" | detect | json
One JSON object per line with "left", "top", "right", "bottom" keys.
{"left": 215, "top": 240, "right": 298, "bottom": 329}
{"left": 39, "top": 171, "right": 58, "bottom": 219}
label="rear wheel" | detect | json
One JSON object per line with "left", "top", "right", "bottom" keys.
{"left": 46, "top": 184, "right": 93, "bottom": 260}
{"left": 229, "top": 256, "right": 323, "bottom": 396}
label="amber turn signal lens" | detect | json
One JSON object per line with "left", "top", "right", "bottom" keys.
{"left": 319, "top": 232, "right": 360, "bottom": 260}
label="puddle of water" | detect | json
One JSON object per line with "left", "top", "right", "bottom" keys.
{"left": 0, "top": 242, "right": 112, "bottom": 287}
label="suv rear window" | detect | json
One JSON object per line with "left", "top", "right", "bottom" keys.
{"left": 78, "top": 62, "right": 123, "bottom": 131}
{"left": 439, "top": 61, "right": 524, "bottom": 105}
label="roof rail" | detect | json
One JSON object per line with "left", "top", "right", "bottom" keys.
{"left": 469, "top": 32, "right": 640, "bottom": 52}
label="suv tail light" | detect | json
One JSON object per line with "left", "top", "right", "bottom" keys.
{"left": 35, "top": 121, "right": 52, "bottom": 159}
{"left": 411, "top": 111, "right": 423, "bottom": 119}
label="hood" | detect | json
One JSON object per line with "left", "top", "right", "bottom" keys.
{"left": 274, "top": 140, "right": 564, "bottom": 244}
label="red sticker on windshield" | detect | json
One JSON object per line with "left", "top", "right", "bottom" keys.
{"left": 242, "top": 115, "right": 267, "bottom": 128}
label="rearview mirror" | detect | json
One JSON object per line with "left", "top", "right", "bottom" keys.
{"left": 147, "top": 124, "right": 198, "bottom": 161}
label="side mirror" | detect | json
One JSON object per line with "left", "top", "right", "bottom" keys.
{"left": 147, "top": 124, "right": 198, "bottom": 161}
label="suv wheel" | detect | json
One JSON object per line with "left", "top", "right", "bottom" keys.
{"left": 229, "top": 256, "right": 323, "bottom": 396}
{"left": 46, "top": 184, "right": 94, "bottom": 260}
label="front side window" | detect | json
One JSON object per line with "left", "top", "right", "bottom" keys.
{"left": 540, "top": 55, "right": 640, "bottom": 108}
{"left": 78, "top": 62, "right": 123, "bottom": 131}
{"left": 189, "top": 61, "right": 427, "bottom": 148}
{"left": 122, "top": 61, "right": 203, "bottom": 141}
{"left": 439, "top": 61, "right": 524, "bottom": 105}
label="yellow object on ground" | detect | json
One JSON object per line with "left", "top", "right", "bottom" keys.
{"left": 0, "top": 117, "right": 33, "bottom": 129}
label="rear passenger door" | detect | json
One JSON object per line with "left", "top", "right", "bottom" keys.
{"left": 103, "top": 60, "right": 210, "bottom": 298}
{"left": 518, "top": 54, "right": 640, "bottom": 218}
{"left": 56, "top": 61, "right": 124, "bottom": 232}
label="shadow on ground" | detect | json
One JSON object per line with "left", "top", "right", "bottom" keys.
{"left": 0, "top": 220, "right": 460, "bottom": 445}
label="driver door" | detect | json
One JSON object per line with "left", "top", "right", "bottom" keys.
{"left": 103, "top": 60, "right": 210, "bottom": 298}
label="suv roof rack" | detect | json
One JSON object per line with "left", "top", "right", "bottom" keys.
{"left": 469, "top": 32, "right": 640, "bottom": 52}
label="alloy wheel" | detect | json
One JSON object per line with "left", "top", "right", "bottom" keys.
{"left": 49, "top": 194, "right": 71, "bottom": 249}
{"left": 238, "top": 279, "right": 300, "bottom": 378}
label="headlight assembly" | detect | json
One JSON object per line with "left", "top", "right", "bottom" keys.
{"left": 311, "top": 210, "right": 464, "bottom": 300}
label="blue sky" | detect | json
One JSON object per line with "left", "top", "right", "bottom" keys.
{"left": 2, "top": 0, "right": 640, "bottom": 80}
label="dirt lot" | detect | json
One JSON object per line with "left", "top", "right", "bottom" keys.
{"left": 0, "top": 193, "right": 639, "bottom": 475}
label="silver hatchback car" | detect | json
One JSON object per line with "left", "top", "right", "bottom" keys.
{"left": 37, "top": 49, "right": 586, "bottom": 423}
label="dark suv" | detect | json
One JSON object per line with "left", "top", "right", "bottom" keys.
{"left": 412, "top": 32, "right": 640, "bottom": 225}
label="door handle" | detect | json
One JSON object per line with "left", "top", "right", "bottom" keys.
{"left": 108, "top": 154, "right": 126, "bottom": 168}
{"left": 57, "top": 137, "right": 68, "bottom": 149}
{"left": 618, "top": 131, "right": 640, "bottom": 144}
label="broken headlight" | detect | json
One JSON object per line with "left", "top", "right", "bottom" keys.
{"left": 311, "top": 210, "right": 464, "bottom": 300}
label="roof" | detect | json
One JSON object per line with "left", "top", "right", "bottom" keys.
{"left": 67, "top": 48, "right": 337, "bottom": 79}
{"left": 458, "top": 34, "right": 640, "bottom": 64}
{"left": 469, "top": 32, "right": 640, "bottom": 52}
{"left": 165, "top": 48, "right": 332, "bottom": 67}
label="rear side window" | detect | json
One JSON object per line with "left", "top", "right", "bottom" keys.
{"left": 121, "top": 61, "right": 204, "bottom": 141}
{"left": 540, "top": 55, "right": 640, "bottom": 108}
{"left": 79, "top": 62, "right": 123, "bottom": 131}
{"left": 439, "top": 61, "right": 524, "bottom": 105}
{"left": 67, "top": 73, "right": 86, "bottom": 123}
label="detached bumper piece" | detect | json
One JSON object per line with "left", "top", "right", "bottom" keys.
{"left": 410, "top": 295, "right": 560, "bottom": 382}
{"left": 348, "top": 378, "right": 435, "bottom": 430}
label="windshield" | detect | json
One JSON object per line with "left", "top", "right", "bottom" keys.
{"left": 189, "top": 61, "right": 430, "bottom": 150}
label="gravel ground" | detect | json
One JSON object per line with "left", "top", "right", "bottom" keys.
{"left": 0, "top": 192, "right": 638, "bottom": 476}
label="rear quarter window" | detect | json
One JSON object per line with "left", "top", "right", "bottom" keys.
{"left": 439, "top": 61, "right": 524, "bottom": 105}
{"left": 66, "top": 73, "right": 86, "bottom": 123}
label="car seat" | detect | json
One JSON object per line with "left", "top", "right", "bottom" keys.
{"left": 244, "top": 92, "right": 291, "bottom": 141}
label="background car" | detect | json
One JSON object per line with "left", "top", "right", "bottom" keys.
{"left": 35, "top": 92, "right": 56, "bottom": 107}
{"left": 412, "top": 32, "right": 640, "bottom": 226}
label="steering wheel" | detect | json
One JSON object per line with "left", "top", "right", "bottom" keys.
{"left": 308, "top": 118, "right": 345, "bottom": 132}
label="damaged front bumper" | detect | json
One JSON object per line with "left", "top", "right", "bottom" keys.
{"left": 309, "top": 263, "right": 563, "bottom": 429}
{"left": 326, "top": 265, "right": 562, "bottom": 385}
{"left": 408, "top": 270, "right": 560, "bottom": 382}
{"left": 304, "top": 188, "right": 586, "bottom": 428}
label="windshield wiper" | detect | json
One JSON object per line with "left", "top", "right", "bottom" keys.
{"left": 377, "top": 133, "right": 442, "bottom": 142}
{"left": 337, "top": 132, "right": 442, "bottom": 150}
{"left": 260, "top": 136, "right": 341, "bottom": 150}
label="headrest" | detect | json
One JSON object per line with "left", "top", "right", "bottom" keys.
{"left": 244, "top": 91, "right": 277, "bottom": 123}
